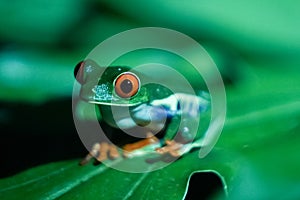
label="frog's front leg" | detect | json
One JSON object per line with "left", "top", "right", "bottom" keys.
{"left": 79, "top": 133, "right": 159, "bottom": 165}
{"left": 80, "top": 142, "right": 119, "bottom": 165}
{"left": 155, "top": 134, "right": 194, "bottom": 158}
{"left": 156, "top": 140, "right": 185, "bottom": 157}
{"left": 122, "top": 132, "right": 160, "bottom": 157}
{"left": 156, "top": 138, "right": 204, "bottom": 158}
{"left": 154, "top": 93, "right": 209, "bottom": 157}
{"left": 156, "top": 115, "right": 204, "bottom": 157}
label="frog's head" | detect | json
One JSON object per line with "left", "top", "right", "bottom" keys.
{"left": 74, "top": 59, "right": 149, "bottom": 107}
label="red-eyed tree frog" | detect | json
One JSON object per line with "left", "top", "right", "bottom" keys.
{"left": 74, "top": 59, "right": 210, "bottom": 165}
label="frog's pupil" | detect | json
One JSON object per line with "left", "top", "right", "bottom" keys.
{"left": 120, "top": 79, "right": 133, "bottom": 94}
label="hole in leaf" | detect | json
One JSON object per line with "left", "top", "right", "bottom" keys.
{"left": 184, "top": 171, "right": 226, "bottom": 200}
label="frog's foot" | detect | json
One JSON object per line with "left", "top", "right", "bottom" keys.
{"left": 156, "top": 140, "right": 187, "bottom": 157}
{"left": 122, "top": 133, "right": 159, "bottom": 158}
{"left": 79, "top": 142, "right": 119, "bottom": 165}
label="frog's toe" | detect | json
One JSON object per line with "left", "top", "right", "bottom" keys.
{"left": 79, "top": 154, "right": 93, "bottom": 166}
{"left": 79, "top": 143, "right": 100, "bottom": 165}
{"left": 95, "top": 142, "right": 108, "bottom": 162}
{"left": 122, "top": 133, "right": 160, "bottom": 158}
{"left": 108, "top": 144, "right": 120, "bottom": 159}
{"left": 79, "top": 142, "right": 120, "bottom": 165}
{"left": 156, "top": 140, "right": 185, "bottom": 157}
{"left": 96, "top": 142, "right": 121, "bottom": 162}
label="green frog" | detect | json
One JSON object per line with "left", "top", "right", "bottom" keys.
{"left": 74, "top": 59, "right": 210, "bottom": 165}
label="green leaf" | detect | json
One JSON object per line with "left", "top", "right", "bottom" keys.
{"left": 0, "top": 151, "right": 230, "bottom": 199}
{"left": 1, "top": 66, "right": 300, "bottom": 199}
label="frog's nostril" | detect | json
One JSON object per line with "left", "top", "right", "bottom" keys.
{"left": 74, "top": 61, "right": 84, "bottom": 84}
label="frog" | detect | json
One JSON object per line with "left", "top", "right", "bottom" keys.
{"left": 74, "top": 59, "right": 210, "bottom": 165}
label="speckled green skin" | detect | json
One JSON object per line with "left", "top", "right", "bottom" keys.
{"left": 78, "top": 61, "right": 176, "bottom": 146}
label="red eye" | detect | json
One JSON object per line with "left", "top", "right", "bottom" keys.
{"left": 114, "top": 72, "right": 140, "bottom": 98}
{"left": 74, "top": 59, "right": 99, "bottom": 84}
{"left": 74, "top": 61, "right": 85, "bottom": 84}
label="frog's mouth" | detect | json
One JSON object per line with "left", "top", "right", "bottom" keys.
{"left": 84, "top": 84, "right": 148, "bottom": 107}
{"left": 88, "top": 100, "right": 142, "bottom": 107}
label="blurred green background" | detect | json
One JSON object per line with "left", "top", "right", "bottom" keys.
{"left": 0, "top": 0, "right": 300, "bottom": 199}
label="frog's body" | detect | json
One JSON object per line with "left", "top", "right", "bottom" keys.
{"left": 74, "top": 60, "right": 210, "bottom": 164}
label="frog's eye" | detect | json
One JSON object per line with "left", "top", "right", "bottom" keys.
{"left": 74, "top": 61, "right": 85, "bottom": 84}
{"left": 114, "top": 72, "right": 140, "bottom": 98}
{"left": 74, "top": 59, "right": 99, "bottom": 84}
